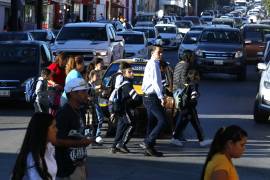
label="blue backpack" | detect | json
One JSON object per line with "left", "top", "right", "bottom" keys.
{"left": 25, "top": 77, "right": 38, "bottom": 103}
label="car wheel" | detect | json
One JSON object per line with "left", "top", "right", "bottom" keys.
{"left": 254, "top": 98, "right": 269, "bottom": 123}
{"left": 237, "top": 68, "right": 246, "bottom": 81}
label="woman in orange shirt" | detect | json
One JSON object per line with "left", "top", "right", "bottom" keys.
{"left": 201, "top": 125, "right": 248, "bottom": 180}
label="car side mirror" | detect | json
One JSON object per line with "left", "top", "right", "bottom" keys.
{"left": 257, "top": 63, "right": 267, "bottom": 71}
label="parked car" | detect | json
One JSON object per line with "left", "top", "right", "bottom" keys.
{"left": 51, "top": 22, "right": 124, "bottom": 66}
{"left": 195, "top": 27, "right": 246, "bottom": 80}
{"left": 155, "top": 24, "right": 182, "bottom": 49}
{"left": 241, "top": 24, "right": 270, "bottom": 63}
{"left": 200, "top": 16, "right": 213, "bottom": 25}
{"left": 178, "top": 31, "right": 201, "bottom": 58}
{"left": 132, "top": 26, "right": 159, "bottom": 44}
{"left": 0, "top": 32, "right": 34, "bottom": 41}
{"left": 97, "top": 20, "right": 126, "bottom": 32}
{"left": 254, "top": 62, "right": 270, "bottom": 122}
{"left": 28, "top": 29, "right": 55, "bottom": 47}
{"left": 117, "top": 31, "right": 149, "bottom": 59}
{"left": 0, "top": 41, "right": 52, "bottom": 101}
{"left": 190, "top": 25, "right": 207, "bottom": 31}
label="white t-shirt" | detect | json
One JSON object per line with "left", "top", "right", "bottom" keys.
{"left": 23, "top": 143, "right": 57, "bottom": 180}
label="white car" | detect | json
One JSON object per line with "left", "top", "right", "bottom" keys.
{"left": 254, "top": 62, "right": 270, "bottom": 122}
{"left": 132, "top": 26, "right": 159, "bottom": 44}
{"left": 155, "top": 24, "right": 182, "bottom": 49}
{"left": 174, "top": 20, "right": 193, "bottom": 36}
{"left": 178, "top": 31, "right": 201, "bottom": 58}
{"left": 117, "top": 31, "right": 149, "bottom": 59}
{"left": 51, "top": 22, "right": 124, "bottom": 66}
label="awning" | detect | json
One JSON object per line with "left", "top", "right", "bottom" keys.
{"left": 111, "top": 2, "right": 126, "bottom": 9}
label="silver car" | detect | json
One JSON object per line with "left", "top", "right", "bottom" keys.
{"left": 254, "top": 62, "right": 270, "bottom": 122}
{"left": 178, "top": 31, "right": 201, "bottom": 58}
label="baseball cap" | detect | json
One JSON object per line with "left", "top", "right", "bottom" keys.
{"left": 64, "top": 78, "right": 89, "bottom": 93}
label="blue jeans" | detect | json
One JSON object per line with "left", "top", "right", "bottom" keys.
{"left": 95, "top": 104, "right": 104, "bottom": 137}
{"left": 143, "top": 95, "right": 167, "bottom": 147}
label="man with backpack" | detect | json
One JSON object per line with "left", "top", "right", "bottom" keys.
{"left": 110, "top": 62, "right": 142, "bottom": 153}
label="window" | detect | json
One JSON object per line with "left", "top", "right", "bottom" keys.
{"left": 183, "top": 33, "right": 200, "bottom": 44}
{"left": 134, "top": 29, "right": 155, "bottom": 38}
{"left": 200, "top": 30, "right": 241, "bottom": 43}
{"left": 57, "top": 27, "right": 108, "bottom": 41}
{"left": 118, "top": 34, "right": 145, "bottom": 44}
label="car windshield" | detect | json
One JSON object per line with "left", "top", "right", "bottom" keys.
{"left": 183, "top": 17, "right": 200, "bottom": 25}
{"left": 30, "top": 32, "right": 48, "bottom": 41}
{"left": 103, "top": 63, "right": 145, "bottom": 86}
{"left": 0, "top": 33, "right": 28, "bottom": 41}
{"left": 183, "top": 33, "right": 200, "bottom": 44}
{"left": 175, "top": 22, "right": 192, "bottom": 28}
{"left": 156, "top": 26, "right": 176, "bottom": 33}
{"left": 134, "top": 29, "right": 155, "bottom": 38}
{"left": 118, "top": 34, "right": 144, "bottom": 44}
{"left": 200, "top": 30, "right": 241, "bottom": 43}
{"left": 57, "top": 27, "right": 108, "bottom": 41}
{"left": 0, "top": 45, "right": 37, "bottom": 65}
{"left": 244, "top": 28, "right": 270, "bottom": 42}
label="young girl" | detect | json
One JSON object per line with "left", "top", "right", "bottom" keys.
{"left": 201, "top": 125, "right": 248, "bottom": 180}
{"left": 12, "top": 113, "right": 57, "bottom": 180}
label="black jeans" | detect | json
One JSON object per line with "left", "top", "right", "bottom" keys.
{"left": 34, "top": 101, "right": 49, "bottom": 113}
{"left": 143, "top": 95, "right": 167, "bottom": 147}
{"left": 173, "top": 106, "right": 204, "bottom": 141}
{"left": 112, "top": 113, "right": 134, "bottom": 148}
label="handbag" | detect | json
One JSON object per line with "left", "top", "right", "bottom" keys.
{"left": 164, "top": 96, "right": 175, "bottom": 109}
{"left": 173, "top": 85, "right": 189, "bottom": 110}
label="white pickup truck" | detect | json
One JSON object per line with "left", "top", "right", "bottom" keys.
{"left": 51, "top": 22, "right": 124, "bottom": 66}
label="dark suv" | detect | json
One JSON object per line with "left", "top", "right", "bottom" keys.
{"left": 0, "top": 41, "right": 52, "bottom": 101}
{"left": 195, "top": 27, "right": 246, "bottom": 80}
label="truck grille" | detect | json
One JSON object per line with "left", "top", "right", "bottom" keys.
{"left": 204, "top": 52, "right": 234, "bottom": 59}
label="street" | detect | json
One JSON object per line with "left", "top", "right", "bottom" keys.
{"left": 1, "top": 49, "right": 270, "bottom": 180}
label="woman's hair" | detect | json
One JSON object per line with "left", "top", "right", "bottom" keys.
{"left": 12, "top": 113, "right": 54, "bottom": 180}
{"left": 65, "top": 55, "right": 84, "bottom": 75}
{"left": 187, "top": 69, "right": 200, "bottom": 82}
{"left": 181, "top": 50, "right": 194, "bottom": 63}
{"left": 200, "top": 125, "right": 248, "bottom": 180}
{"left": 84, "top": 62, "right": 95, "bottom": 81}
{"left": 86, "top": 70, "right": 98, "bottom": 82}
{"left": 41, "top": 68, "right": 51, "bottom": 77}
{"left": 94, "top": 57, "right": 103, "bottom": 67}
{"left": 54, "top": 52, "right": 67, "bottom": 65}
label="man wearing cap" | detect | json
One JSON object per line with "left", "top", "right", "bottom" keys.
{"left": 55, "top": 78, "right": 93, "bottom": 180}
{"left": 141, "top": 45, "right": 167, "bottom": 157}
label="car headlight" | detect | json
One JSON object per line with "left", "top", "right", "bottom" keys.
{"left": 235, "top": 51, "right": 243, "bottom": 58}
{"left": 94, "top": 51, "right": 107, "bottom": 56}
{"left": 195, "top": 50, "right": 203, "bottom": 57}
{"left": 264, "top": 81, "right": 270, "bottom": 89}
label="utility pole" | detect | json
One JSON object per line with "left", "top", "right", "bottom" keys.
{"left": 194, "top": 0, "right": 198, "bottom": 16}
{"left": 36, "top": 0, "right": 43, "bottom": 29}
{"left": 108, "top": 0, "right": 111, "bottom": 20}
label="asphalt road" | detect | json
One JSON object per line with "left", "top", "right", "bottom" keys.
{"left": 1, "top": 49, "right": 270, "bottom": 180}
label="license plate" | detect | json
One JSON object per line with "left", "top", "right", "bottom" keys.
{"left": 214, "top": 60, "right": 223, "bottom": 65}
{"left": 0, "top": 90, "right": 10, "bottom": 97}
{"left": 257, "top": 52, "right": 263, "bottom": 56}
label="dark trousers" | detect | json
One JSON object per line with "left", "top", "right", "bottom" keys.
{"left": 112, "top": 113, "right": 134, "bottom": 147}
{"left": 143, "top": 95, "right": 167, "bottom": 147}
{"left": 173, "top": 106, "right": 204, "bottom": 141}
{"left": 34, "top": 101, "right": 49, "bottom": 113}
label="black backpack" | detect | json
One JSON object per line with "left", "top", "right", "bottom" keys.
{"left": 109, "top": 81, "right": 129, "bottom": 114}
{"left": 25, "top": 77, "right": 38, "bottom": 103}
{"left": 108, "top": 72, "right": 123, "bottom": 94}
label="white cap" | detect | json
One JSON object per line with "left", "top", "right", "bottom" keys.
{"left": 64, "top": 78, "right": 89, "bottom": 93}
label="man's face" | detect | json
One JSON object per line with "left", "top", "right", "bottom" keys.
{"left": 71, "top": 89, "right": 89, "bottom": 105}
{"left": 151, "top": 47, "right": 163, "bottom": 60}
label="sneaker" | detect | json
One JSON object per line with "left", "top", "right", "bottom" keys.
{"left": 139, "top": 142, "right": 147, "bottom": 149}
{"left": 170, "top": 138, "right": 184, "bottom": 147}
{"left": 110, "top": 147, "right": 120, "bottom": 154}
{"left": 144, "top": 147, "right": 163, "bottom": 157}
{"left": 95, "top": 136, "right": 104, "bottom": 144}
{"left": 118, "top": 146, "right": 130, "bottom": 153}
{"left": 199, "top": 139, "right": 212, "bottom": 147}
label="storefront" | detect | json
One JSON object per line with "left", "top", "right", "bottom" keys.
{"left": 0, "top": 0, "right": 10, "bottom": 31}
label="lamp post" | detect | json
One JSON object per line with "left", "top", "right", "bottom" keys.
{"left": 108, "top": 0, "right": 111, "bottom": 20}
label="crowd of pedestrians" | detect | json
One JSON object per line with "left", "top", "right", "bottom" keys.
{"left": 11, "top": 44, "right": 248, "bottom": 179}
